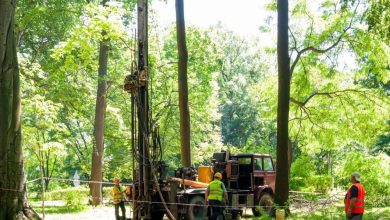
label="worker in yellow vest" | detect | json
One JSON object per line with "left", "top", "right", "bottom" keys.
{"left": 205, "top": 172, "right": 228, "bottom": 220}
{"left": 112, "top": 177, "right": 126, "bottom": 220}
{"left": 345, "top": 172, "right": 365, "bottom": 220}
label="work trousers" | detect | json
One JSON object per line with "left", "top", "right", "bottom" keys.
{"left": 346, "top": 214, "right": 363, "bottom": 220}
{"left": 208, "top": 200, "right": 225, "bottom": 220}
{"left": 114, "top": 201, "right": 126, "bottom": 220}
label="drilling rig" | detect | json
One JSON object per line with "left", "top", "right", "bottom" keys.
{"left": 123, "top": 0, "right": 276, "bottom": 219}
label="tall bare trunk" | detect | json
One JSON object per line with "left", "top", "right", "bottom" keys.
{"left": 0, "top": 1, "right": 40, "bottom": 218}
{"left": 90, "top": 0, "right": 109, "bottom": 206}
{"left": 275, "top": 0, "right": 290, "bottom": 209}
{"left": 175, "top": 0, "right": 191, "bottom": 167}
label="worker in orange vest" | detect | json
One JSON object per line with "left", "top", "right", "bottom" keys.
{"left": 112, "top": 177, "right": 126, "bottom": 220}
{"left": 345, "top": 172, "right": 365, "bottom": 220}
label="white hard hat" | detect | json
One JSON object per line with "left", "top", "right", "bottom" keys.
{"left": 352, "top": 172, "right": 361, "bottom": 182}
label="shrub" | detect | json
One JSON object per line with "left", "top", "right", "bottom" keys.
{"left": 290, "top": 177, "right": 305, "bottom": 191}
{"left": 291, "top": 155, "right": 316, "bottom": 178}
{"left": 103, "top": 187, "right": 112, "bottom": 199}
{"left": 336, "top": 152, "right": 390, "bottom": 207}
{"left": 64, "top": 189, "right": 85, "bottom": 210}
{"left": 308, "top": 175, "right": 333, "bottom": 193}
{"left": 45, "top": 186, "right": 89, "bottom": 201}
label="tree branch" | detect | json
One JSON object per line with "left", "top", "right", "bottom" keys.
{"left": 290, "top": 89, "right": 366, "bottom": 107}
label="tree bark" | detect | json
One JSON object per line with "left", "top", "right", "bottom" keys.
{"left": 275, "top": 0, "right": 290, "bottom": 210}
{"left": 0, "top": 1, "right": 40, "bottom": 219}
{"left": 90, "top": 0, "right": 109, "bottom": 206}
{"left": 175, "top": 0, "right": 191, "bottom": 167}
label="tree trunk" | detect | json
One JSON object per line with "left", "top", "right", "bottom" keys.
{"left": 275, "top": 0, "right": 290, "bottom": 210}
{"left": 90, "top": 0, "right": 109, "bottom": 206}
{"left": 175, "top": 0, "right": 191, "bottom": 167}
{"left": 0, "top": 1, "right": 40, "bottom": 219}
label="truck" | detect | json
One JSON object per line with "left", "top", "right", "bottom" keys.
{"left": 145, "top": 151, "right": 276, "bottom": 220}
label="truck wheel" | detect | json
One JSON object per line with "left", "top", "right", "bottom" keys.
{"left": 185, "top": 195, "right": 207, "bottom": 220}
{"left": 252, "top": 193, "right": 273, "bottom": 217}
{"left": 232, "top": 212, "right": 241, "bottom": 220}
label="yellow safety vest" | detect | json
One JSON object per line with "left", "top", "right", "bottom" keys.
{"left": 208, "top": 180, "right": 223, "bottom": 201}
{"left": 112, "top": 185, "right": 125, "bottom": 204}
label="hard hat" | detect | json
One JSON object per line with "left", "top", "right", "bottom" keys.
{"left": 351, "top": 172, "right": 361, "bottom": 182}
{"left": 214, "top": 172, "right": 222, "bottom": 179}
{"left": 113, "top": 177, "right": 119, "bottom": 182}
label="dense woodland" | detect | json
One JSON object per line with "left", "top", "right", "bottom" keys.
{"left": 0, "top": 0, "right": 389, "bottom": 218}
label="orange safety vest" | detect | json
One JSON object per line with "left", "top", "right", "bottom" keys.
{"left": 345, "top": 183, "right": 365, "bottom": 214}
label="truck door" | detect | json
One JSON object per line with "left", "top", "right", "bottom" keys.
{"left": 253, "top": 157, "right": 264, "bottom": 187}
{"left": 262, "top": 157, "right": 276, "bottom": 191}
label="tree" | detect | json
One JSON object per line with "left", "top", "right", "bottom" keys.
{"left": 150, "top": 26, "right": 221, "bottom": 167}
{"left": 90, "top": 0, "right": 110, "bottom": 206}
{"left": 209, "top": 27, "right": 273, "bottom": 150}
{"left": 23, "top": 96, "right": 66, "bottom": 190}
{"left": 274, "top": 0, "right": 290, "bottom": 210}
{"left": 366, "top": 0, "right": 390, "bottom": 44}
{"left": 0, "top": 0, "right": 38, "bottom": 218}
{"left": 175, "top": 0, "right": 191, "bottom": 167}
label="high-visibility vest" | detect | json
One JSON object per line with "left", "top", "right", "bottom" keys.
{"left": 345, "top": 183, "right": 365, "bottom": 214}
{"left": 208, "top": 180, "right": 224, "bottom": 201}
{"left": 112, "top": 185, "right": 125, "bottom": 204}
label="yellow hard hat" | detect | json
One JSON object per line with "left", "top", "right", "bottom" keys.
{"left": 214, "top": 172, "right": 222, "bottom": 179}
{"left": 113, "top": 177, "right": 119, "bottom": 182}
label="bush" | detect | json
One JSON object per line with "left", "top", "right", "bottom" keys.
{"left": 45, "top": 186, "right": 89, "bottom": 201}
{"left": 291, "top": 155, "right": 316, "bottom": 178}
{"left": 290, "top": 177, "right": 305, "bottom": 191}
{"left": 64, "top": 189, "right": 85, "bottom": 211}
{"left": 308, "top": 175, "right": 333, "bottom": 193}
{"left": 103, "top": 187, "right": 112, "bottom": 199}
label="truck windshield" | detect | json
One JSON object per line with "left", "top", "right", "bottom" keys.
{"left": 263, "top": 158, "right": 274, "bottom": 171}
{"left": 237, "top": 157, "right": 251, "bottom": 165}
{"left": 254, "top": 158, "right": 262, "bottom": 170}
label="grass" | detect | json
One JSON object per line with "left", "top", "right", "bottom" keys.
{"left": 240, "top": 206, "right": 390, "bottom": 219}
{"left": 32, "top": 205, "right": 88, "bottom": 214}
{"left": 30, "top": 200, "right": 88, "bottom": 214}
{"left": 27, "top": 193, "right": 390, "bottom": 219}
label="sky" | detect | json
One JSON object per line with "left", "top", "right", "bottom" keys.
{"left": 151, "top": 0, "right": 271, "bottom": 37}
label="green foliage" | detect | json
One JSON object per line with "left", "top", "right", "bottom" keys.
{"left": 257, "top": 0, "right": 390, "bottom": 156}
{"left": 46, "top": 187, "right": 89, "bottom": 201}
{"left": 366, "top": 0, "right": 390, "bottom": 44}
{"left": 308, "top": 175, "right": 333, "bottom": 193}
{"left": 150, "top": 26, "right": 222, "bottom": 167}
{"left": 290, "top": 155, "right": 332, "bottom": 193}
{"left": 336, "top": 152, "right": 390, "bottom": 206}
{"left": 291, "top": 155, "right": 316, "bottom": 178}
{"left": 64, "top": 189, "right": 85, "bottom": 210}
{"left": 14, "top": 0, "right": 390, "bottom": 215}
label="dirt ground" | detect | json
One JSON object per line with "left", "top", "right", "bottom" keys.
{"left": 43, "top": 206, "right": 257, "bottom": 220}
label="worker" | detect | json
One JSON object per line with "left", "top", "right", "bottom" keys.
{"left": 205, "top": 172, "right": 228, "bottom": 220}
{"left": 112, "top": 177, "right": 126, "bottom": 220}
{"left": 345, "top": 172, "right": 365, "bottom": 220}
{"left": 124, "top": 185, "right": 132, "bottom": 201}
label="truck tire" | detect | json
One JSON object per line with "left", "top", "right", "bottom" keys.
{"left": 232, "top": 212, "right": 241, "bottom": 220}
{"left": 252, "top": 193, "right": 273, "bottom": 217}
{"left": 185, "top": 195, "right": 207, "bottom": 220}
